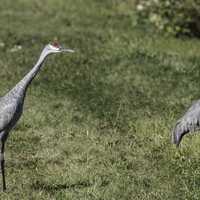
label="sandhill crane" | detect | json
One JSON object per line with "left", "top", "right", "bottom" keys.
{"left": 0, "top": 42, "right": 74, "bottom": 191}
{"left": 172, "top": 100, "right": 200, "bottom": 146}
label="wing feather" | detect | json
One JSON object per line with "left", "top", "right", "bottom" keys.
{"left": 0, "top": 101, "right": 17, "bottom": 132}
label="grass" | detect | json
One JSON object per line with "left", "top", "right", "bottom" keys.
{"left": 0, "top": 0, "right": 200, "bottom": 199}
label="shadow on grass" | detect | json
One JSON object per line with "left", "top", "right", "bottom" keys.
{"left": 31, "top": 180, "right": 92, "bottom": 192}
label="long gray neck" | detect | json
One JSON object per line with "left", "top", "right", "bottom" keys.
{"left": 8, "top": 51, "right": 48, "bottom": 98}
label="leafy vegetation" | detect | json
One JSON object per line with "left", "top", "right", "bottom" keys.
{"left": 135, "top": 0, "right": 200, "bottom": 36}
{"left": 0, "top": 0, "right": 200, "bottom": 199}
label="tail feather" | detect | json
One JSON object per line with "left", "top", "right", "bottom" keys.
{"left": 172, "top": 122, "right": 188, "bottom": 147}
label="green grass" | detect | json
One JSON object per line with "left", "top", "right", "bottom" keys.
{"left": 1, "top": 0, "right": 200, "bottom": 199}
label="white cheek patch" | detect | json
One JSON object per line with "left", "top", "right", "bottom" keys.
{"left": 49, "top": 44, "right": 59, "bottom": 51}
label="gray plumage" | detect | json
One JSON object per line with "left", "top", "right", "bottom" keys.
{"left": 0, "top": 43, "right": 74, "bottom": 191}
{"left": 172, "top": 100, "right": 200, "bottom": 146}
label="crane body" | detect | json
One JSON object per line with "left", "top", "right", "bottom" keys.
{"left": 0, "top": 43, "right": 74, "bottom": 191}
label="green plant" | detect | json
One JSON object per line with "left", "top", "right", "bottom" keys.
{"left": 135, "top": 0, "right": 200, "bottom": 37}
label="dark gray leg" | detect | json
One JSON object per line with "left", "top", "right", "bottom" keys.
{"left": 0, "top": 141, "right": 6, "bottom": 191}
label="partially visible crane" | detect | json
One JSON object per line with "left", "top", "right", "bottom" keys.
{"left": 0, "top": 42, "right": 74, "bottom": 191}
{"left": 172, "top": 100, "right": 200, "bottom": 146}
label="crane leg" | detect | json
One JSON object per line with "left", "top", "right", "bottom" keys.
{"left": 0, "top": 141, "right": 6, "bottom": 191}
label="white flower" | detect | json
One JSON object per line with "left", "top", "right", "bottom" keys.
{"left": 165, "top": 1, "right": 170, "bottom": 6}
{"left": 149, "top": 14, "right": 160, "bottom": 23}
{"left": 136, "top": 4, "right": 144, "bottom": 11}
{"left": 10, "top": 45, "right": 22, "bottom": 52}
{"left": 145, "top": 1, "right": 151, "bottom": 7}
{"left": 152, "top": 0, "right": 159, "bottom": 4}
{"left": 0, "top": 42, "right": 5, "bottom": 47}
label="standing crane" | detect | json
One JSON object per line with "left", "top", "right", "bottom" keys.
{"left": 0, "top": 42, "right": 74, "bottom": 191}
{"left": 172, "top": 100, "right": 200, "bottom": 146}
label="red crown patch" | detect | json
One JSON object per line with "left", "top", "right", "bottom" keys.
{"left": 52, "top": 41, "right": 60, "bottom": 48}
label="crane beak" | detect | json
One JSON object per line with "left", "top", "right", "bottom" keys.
{"left": 60, "top": 47, "right": 75, "bottom": 53}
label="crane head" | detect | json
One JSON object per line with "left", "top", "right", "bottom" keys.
{"left": 44, "top": 41, "right": 75, "bottom": 55}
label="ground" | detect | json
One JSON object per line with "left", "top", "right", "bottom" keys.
{"left": 0, "top": 0, "right": 200, "bottom": 199}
